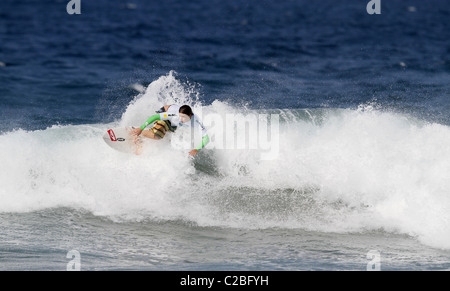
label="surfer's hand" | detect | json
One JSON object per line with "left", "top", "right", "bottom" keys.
{"left": 130, "top": 128, "right": 142, "bottom": 136}
{"left": 189, "top": 149, "right": 198, "bottom": 156}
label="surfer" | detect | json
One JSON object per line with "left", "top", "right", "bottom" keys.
{"left": 130, "top": 104, "right": 209, "bottom": 157}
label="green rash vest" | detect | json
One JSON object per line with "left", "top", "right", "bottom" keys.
{"left": 140, "top": 113, "right": 210, "bottom": 151}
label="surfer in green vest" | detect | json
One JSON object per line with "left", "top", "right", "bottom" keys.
{"left": 130, "top": 104, "right": 209, "bottom": 157}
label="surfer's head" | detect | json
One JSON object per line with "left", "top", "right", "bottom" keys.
{"left": 179, "top": 105, "right": 193, "bottom": 123}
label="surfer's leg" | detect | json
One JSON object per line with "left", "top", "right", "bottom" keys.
{"left": 141, "top": 129, "right": 161, "bottom": 140}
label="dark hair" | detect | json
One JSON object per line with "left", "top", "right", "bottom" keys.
{"left": 179, "top": 105, "right": 193, "bottom": 117}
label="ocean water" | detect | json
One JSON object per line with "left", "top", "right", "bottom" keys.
{"left": 1, "top": 0, "right": 450, "bottom": 271}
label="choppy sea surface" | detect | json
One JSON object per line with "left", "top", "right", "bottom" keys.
{"left": 1, "top": 0, "right": 449, "bottom": 270}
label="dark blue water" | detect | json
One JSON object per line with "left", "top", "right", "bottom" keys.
{"left": 1, "top": 0, "right": 450, "bottom": 271}
{"left": 1, "top": 0, "right": 449, "bottom": 131}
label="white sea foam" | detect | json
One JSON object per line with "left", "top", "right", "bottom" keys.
{"left": 1, "top": 72, "right": 449, "bottom": 250}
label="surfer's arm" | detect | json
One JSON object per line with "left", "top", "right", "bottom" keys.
{"left": 130, "top": 114, "right": 161, "bottom": 137}
{"left": 132, "top": 112, "right": 174, "bottom": 136}
{"left": 189, "top": 135, "right": 209, "bottom": 156}
{"left": 190, "top": 134, "right": 209, "bottom": 156}
{"left": 139, "top": 114, "right": 161, "bottom": 130}
{"left": 190, "top": 117, "right": 209, "bottom": 155}
{"left": 195, "top": 134, "right": 210, "bottom": 151}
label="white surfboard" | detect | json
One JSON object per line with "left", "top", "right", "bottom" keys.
{"left": 103, "top": 127, "right": 141, "bottom": 154}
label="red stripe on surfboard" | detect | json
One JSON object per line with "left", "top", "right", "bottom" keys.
{"left": 107, "top": 129, "right": 117, "bottom": 141}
